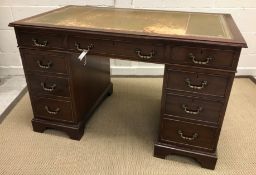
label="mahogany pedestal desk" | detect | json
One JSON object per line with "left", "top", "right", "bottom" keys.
{"left": 9, "top": 6, "right": 247, "bottom": 170}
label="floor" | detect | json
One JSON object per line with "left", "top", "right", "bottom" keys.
{"left": 0, "top": 75, "right": 27, "bottom": 123}
{"left": 0, "top": 78, "right": 256, "bottom": 175}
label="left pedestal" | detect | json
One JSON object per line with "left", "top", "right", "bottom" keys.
{"left": 19, "top": 45, "right": 111, "bottom": 140}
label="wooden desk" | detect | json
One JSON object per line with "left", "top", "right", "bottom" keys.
{"left": 9, "top": 6, "right": 247, "bottom": 169}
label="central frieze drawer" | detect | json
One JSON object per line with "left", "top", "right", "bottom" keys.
{"left": 171, "top": 46, "right": 237, "bottom": 69}
{"left": 68, "top": 36, "right": 165, "bottom": 62}
{"left": 113, "top": 41, "right": 165, "bottom": 62}
{"left": 164, "top": 93, "right": 223, "bottom": 124}
{"left": 68, "top": 36, "right": 114, "bottom": 54}
{"left": 21, "top": 50, "right": 69, "bottom": 75}
{"left": 160, "top": 118, "right": 217, "bottom": 151}
{"left": 31, "top": 97, "right": 74, "bottom": 123}
{"left": 27, "top": 75, "right": 71, "bottom": 98}
{"left": 166, "top": 69, "right": 229, "bottom": 97}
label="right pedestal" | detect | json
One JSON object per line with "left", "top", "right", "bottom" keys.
{"left": 155, "top": 63, "right": 237, "bottom": 169}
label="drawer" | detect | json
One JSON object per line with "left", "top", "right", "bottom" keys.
{"left": 27, "top": 75, "right": 71, "bottom": 98}
{"left": 166, "top": 69, "right": 229, "bottom": 97}
{"left": 160, "top": 118, "right": 217, "bottom": 150}
{"left": 171, "top": 46, "right": 236, "bottom": 69}
{"left": 68, "top": 36, "right": 165, "bottom": 62}
{"left": 164, "top": 93, "right": 223, "bottom": 124}
{"left": 32, "top": 97, "right": 74, "bottom": 122}
{"left": 113, "top": 41, "right": 165, "bottom": 62}
{"left": 17, "top": 31, "right": 64, "bottom": 49}
{"left": 21, "top": 50, "right": 69, "bottom": 74}
{"left": 68, "top": 35, "right": 114, "bottom": 54}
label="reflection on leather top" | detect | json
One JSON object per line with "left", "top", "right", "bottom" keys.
{"left": 24, "top": 6, "right": 232, "bottom": 39}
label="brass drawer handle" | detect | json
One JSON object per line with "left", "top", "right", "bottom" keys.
{"left": 135, "top": 49, "right": 155, "bottom": 59}
{"left": 182, "top": 104, "right": 203, "bottom": 115}
{"left": 44, "top": 106, "right": 60, "bottom": 115}
{"left": 178, "top": 130, "right": 198, "bottom": 141}
{"left": 185, "top": 78, "right": 207, "bottom": 90}
{"left": 32, "top": 39, "right": 48, "bottom": 47}
{"left": 36, "top": 60, "right": 52, "bottom": 69}
{"left": 189, "top": 53, "right": 213, "bottom": 65}
{"left": 75, "top": 42, "right": 94, "bottom": 52}
{"left": 40, "top": 82, "right": 56, "bottom": 92}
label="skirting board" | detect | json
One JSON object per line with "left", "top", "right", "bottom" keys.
{"left": 110, "top": 66, "right": 165, "bottom": 75}
{"left": 0, "top": 67, "right": 24, "bottom": 76}
{"left": 0, "top": 76, "right": 27, "bottom": 124}
{"left": 1, "top": 66, "right": 256, "bottom": 77}
{"left": 235, "top": 67, "right": 256, "bottom": 76}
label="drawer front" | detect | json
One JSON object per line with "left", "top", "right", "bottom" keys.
{"left": 27, "top": 75, "right": 71, "bottom": 98}
{"left": 68, "top": 36, "right": 113, "bottom": 54}
{"left": 32, "top": 97, "right": 74, "bottom": 122}
{"left": 171, "top": 46, "right": 236, "bottom": 69}
{"left": 164, "top": 94, "right": 222, "bottom": 124}
{"left": 68, "top": 36, "right": 165, "bottom": 62}
{"left": 160, "top": 118, "right": 217, "bottom": 150}
{"left": 166, "top": 69, "right": 229, "bottom": 97}
{"left": 21, "top": 50, "right": 69, "bottom": 74}
{"left": 17, "top": 32, "right": 64, "bottom": 49}
{"left": 113, "top": 41, "right": 165, "bottom": 62}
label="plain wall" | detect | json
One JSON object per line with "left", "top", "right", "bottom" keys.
{"left": 0, "top": 0, "right": 255, "bottom": 76}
